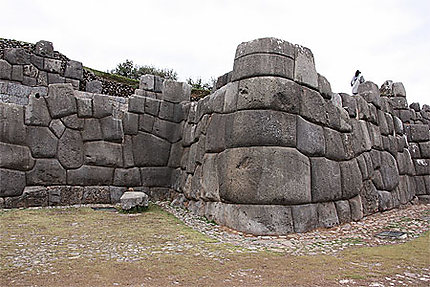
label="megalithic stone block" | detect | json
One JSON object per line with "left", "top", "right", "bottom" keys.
{"left": 45, "top": 83, "right": 77, "bottom": 118}
{"left": 294, "top": 45, "right": 318, "bottom": 89}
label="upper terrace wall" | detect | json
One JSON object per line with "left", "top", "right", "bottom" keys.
{"left": 0, "top": 37, "right": 428, "bottom": 235}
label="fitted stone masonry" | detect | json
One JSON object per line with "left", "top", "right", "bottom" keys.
{"left": 1, "top": 37, "right": 429, "bottom": 235}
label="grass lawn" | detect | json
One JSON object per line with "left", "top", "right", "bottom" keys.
{"left": 1, "top": 205, "right": 429, "bottom": 286}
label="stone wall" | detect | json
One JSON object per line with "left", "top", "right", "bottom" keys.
{"left": 0, "top": 37, "right": 428, "bottom": 235}
{"left": 0, "top": 75, "right": 189, "bottom": 208}
{"left": 0, "top": 39, "right": 135, "bottom": 98}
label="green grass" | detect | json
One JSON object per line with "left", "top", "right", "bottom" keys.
{"left": 1, "top": 206, "right": 429, "bottom": 286}
{"left": 84, "top": 66, "right": 139, "bottom": 89}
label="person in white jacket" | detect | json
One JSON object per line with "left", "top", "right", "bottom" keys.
{"left": 351, "top": 70, "right": 365, "bottom": 94}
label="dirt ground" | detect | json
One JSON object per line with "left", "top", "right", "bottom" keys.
{"left": 1, "top": 204, "right": 429, "bottom": 287}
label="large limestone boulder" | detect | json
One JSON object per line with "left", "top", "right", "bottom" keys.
{"left": 120, "top": 191, "right": 149, "bottom": 211}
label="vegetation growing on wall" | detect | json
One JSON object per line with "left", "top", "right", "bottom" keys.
{"left": 110, "top": 59, "right": 178, "bottom": 81}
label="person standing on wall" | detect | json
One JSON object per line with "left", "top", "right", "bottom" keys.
{"left": 351, "top": 70, "right": 365, "bottom": 94}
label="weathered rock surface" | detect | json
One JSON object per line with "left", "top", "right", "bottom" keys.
{"left": 120, "top": 191, "right": 149, "bottom": 210}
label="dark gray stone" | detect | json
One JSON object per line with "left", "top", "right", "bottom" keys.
{"left": 360, "top": 180, "right": 379, "bottom": 215}
{"left": 420, "top": 142, "right": 430, "bottom": 158}
{"left": 317, "top": 202, "right": 339, "bottom": 228}
{"left": 299, "top": 86, "right": 327, "bottom": 125}
{"left": 61, "top": 114, "right": 84, "bottom": 130}
{"left": 45, "top": 84, "right": 77, "bottom": 118}
{"left": 0, "top": 168, "right": 26, "bottom": 197}
{"left": 311, "top": 158, "right": 342, "bottom": 202}
{"left": 84, "top": 141, "right": 123, "bottom": 167}
{"left": 132, "top": 132, "right": 170, "bottom": 166}
{"left": 396, "top": 149, "right": 414, "bottom": 175}
{"left": 0, "top": 103, "right": 27, "bottom": 145}
{"left": 66, "top": 78, "right": 80, "bottom": 89}
{"left": 122, "top": 112, "right": 138, "bottom": 135}
{"left": 31, "top": 54, "right": 44, "bottom": 70}
{"left": 232, "top": 53, "right": 294, "bottom": 82}
{"left": 162, "top": 80, "right": 191, "bottom": 103}
{"left": 340, "top": 93, "right": 357, "bottom": 118}
{"left": 24, "top": 94, "right": 51, "bottom": 126}
{"left": 81, "top": 118, "right": 103, "bottom": 141}
{"left": 356, "top": 154, "right": 369, "bottom": 180}
{"left": 23, "top": 76, "right": 37, "bottom": 86}
{"left": 367, "top": 123, "right": 382, "bottom": 149}
{"left": 37, "top": 71, "right": 48, "bottom": 86}
{"left": 226, "top": 110, "right": 296, "bottom": 148}
{"left": 26, "top": 159, "right": 66, "bottom": 185}
{"left": 76, "top": 97, "right": 93, "bottom": 117}
{"left": 86, "top": 80, "right": 102, "bottom": 93}
{"left": 340, "top": 159, "right": 362, "bottom": 199}
{"left": 350, "top": 120, "right": 372, "bottom": 155}
{"left": 354, "top": 95, "right": 370, "bottom": 121}
{"left": 291, "top": 204, "right": 318, "bottom": 233}
{"left": 92, "top": 94, "right": 113, "bottom": 118}
{"left": 113, "top": 168, "right": 141, "bottom": 186}
{"left": 67, "top": 166, "right": 114, "bottom": 185}
{"left": 4, "top": 48, "right": 30, "bottom": 65}
{"left": 154, "top": 76, "right": 164, "bottom": 93}
{"left": 237, "top": 77, "right": 301, "bottom": 114}
{"left": 380, "top": 151, "right": 400, "bottom": 191}
{"left": 35, "top": 40, "right": 54, "bottom": 57}
{"left": 324, "top": 128, "right": 346, "bottom": 161}
{"left": 81, "top": 186, "right": 111, "bottom": 204}
{"left": 12, "top": 65, "right": 23, "bottom": 82}
{"left": 378, "top": 190, "right": 394, "bottom": 211}
{"left": 122, "top": 135, "right": 134, "bottom": 168}
{"left": 26, "top": 126, "right": 57, "bottom": 158}
{"left": 58, "top": 129, "right": 83, "bottom": 169}
{"left": 296, "top": 116, "right": 325, "bottom": 156}
{"left": 168, "top": 142, "right": 183, "bottom": 168}
{"left": 294, "top": 45, "right": 318, "bottom": 88}
{"left": 357, "top": 81, "right": 381, "bottom": 108}
{"left": 0, "top": 60, "right": 12, "bottom": 80}
{"left": 205, "top": 113, "right": 226, "bottom": 152}
{"left": 138, "top": 114, "right": 155, "bottom": 132}
{"left": 349, "top": 195, "right": 364, "bottom": 221}
{"left": 0, "top": 142, "right": 34, "bottom": 171}
{"left": 221, "top": 204, "right": 294, "bottom": 235}
{"left": 318, "top": 73, "right": 332, "bottom": 99}
{"left": 405, "top": 124, "right": 429, "bottom": 142}
{"left": 217, "top": 147, "right": 311, "bottom": 205}
{"left": 159, "top": 101, "right": 175, "bottom": 121}
{"left": 109, "top": 186, "right": 127, "bottom": 203}
{"left": 415, "top": 176, "right": 429, "bottom": 195}
{"left": 140, "top": 167, "right": 172, "bottom": 187}
{"left": 392, "top": 82, "right": 406, "bottom": 97}
{"left": 409, "top": 102, "right": 421, "bottom": 112}
{"left": 144, "top": 97, "right": 161, "bottom": 116}
{"left": 335, "top": 200, "right": 352, "bottom": 224}
{"left": 64, "top": 60, "right": 83, "bottom": 80}
{"left": 100, "top": 116, "right": 124, "bottom": 143}
{"left": 390, "top": 97, "right": 408, "bottom": 109}
{"left": 44, "top": 58, "right": 62, "bottom": 74}
{"left": 128, "top": 95, "right": 146, "bottom": 114}
{"left": 152, "top": 118, "right": 180, "bottom": 143}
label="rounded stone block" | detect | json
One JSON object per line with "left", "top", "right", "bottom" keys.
{"left": 58, "top": 129, "right": 83, "bottom": 169}
{"left": 132, "top": 132, "right": 170, "bottom": 167}
{"left": 24, "top": 94, "right": 51, "bottom": 126}
{"left": 84, "top": 141, "right": 123, "bottom": 167}
{"left": 217, "top": 147, "right": 311, "bottom": 205}
{"left": 340, "top": 159, "right": 363, "bottom": 199}
{"left": 0, "top": 142, "right": 35, "bottom": 171}
{"left": 67, "top": 165, "right": 114, "bottom": 186}
{"left": 232, "top": 53, "right": 294, "bottom": 82}
{"left": 113, "top": 168, "right": 141, "bottom": 186}
{"left": 221, "top": 204, "right": 294, "bottom": 235}
{"left": 26, "top": 159, "right": 66, "bottom": 185}
{"left": 296, "top": 116, "right": 325, "bottom": 157}
{"left": 310, "top": 157, "right": 342, "bottom": 202}
{"left": 294, "top": 45, "right": 318, "bottom": 89}
{"left": 45, "top": 84, "right": 77, "bottom": 118}
{"left": 317, "top": 202, "right": 339, "bottom": 228}
{"left": 234, "top": 37, "right": 295, "bottom": 59}
{"left": 291, "top": 204, "right": 318, "bottom": 233}
{"left": 236, "top": 76, "right": 301, "bottom": 114}
{"left": 26, "top": 126, "right": 58, "bottom": 158}
{"left": 0, "top": 168, "right": 26, "bottom": 197}
{"left": 0, "top": 103, "right": 27, "bottom": 145}
{"left": 379, "top": 151, "right": 400, "bottom": 191}
{"left": 225, "top": 110, "right": 296, "bottom": 148}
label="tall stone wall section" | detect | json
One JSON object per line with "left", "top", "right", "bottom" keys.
{"left": 0, "top": 76, "right": 190, "bottom": 208}
{"left": 0, "top": 37, "right": 428, "bottom": 235}
{"left": 169, "top": 38, "right": 429, "bottom": 235}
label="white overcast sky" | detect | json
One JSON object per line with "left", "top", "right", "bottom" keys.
{"left": 2, "top": 0, "right": 429, "bottom": 104}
